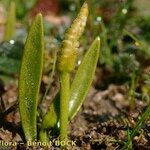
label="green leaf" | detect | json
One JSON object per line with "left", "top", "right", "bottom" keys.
{"left": 40, "top": 37, "right": 100, "bottom": 132}
{"left": 40, "top": 94, "right": 60, "bottom": 142}
{"left": 41, "top": 94, "right": 60, "bottom": 130}
{"left": 19, "top": 13, "right": 44, "bottom": 141}
{"left": 4, "top": 1, "right": 16, "bottom": 41}
{"left": 69, "top": 37, "right": 100, "bottom": 120}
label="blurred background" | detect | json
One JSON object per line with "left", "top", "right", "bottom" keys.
{"left": 0, "top": 0, "right": 150, "bottom": 83}
{"left": 0, "top": 1, "right": 150, "bottom": 149}
{"left": 0, "top": 0, "right": 150, "bottom": 105}
{"left": 0, "top": 0, "right": 150, "bottom": 101}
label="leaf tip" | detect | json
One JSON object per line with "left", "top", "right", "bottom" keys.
{"left": 95, "top": 36, "right": 101, "bottom": 48}
{"left": 83, "top": 1, "right": 88, "bottom": 7}
{"left": 96, "top": 36, "right": 100, "bottom": 41}
{"left": 35, "top": 13, "right": 43, "bottom": 23}
{"left": 36, "top": 13, "right": 42, "bottom": 18}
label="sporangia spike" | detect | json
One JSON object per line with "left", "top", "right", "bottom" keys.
{"left": 57, "top": 2, "right": 88, "bottom": 72}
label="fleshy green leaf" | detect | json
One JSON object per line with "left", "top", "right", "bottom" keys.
{"left": 40, "top": 94, "right": 60, "bottom": 142}
{"left": 19, "top": 13, "right": 44, "bottom": 141}
{"left": 4, "top": 1, "right": 16, "bottom": 41}
{"left": 69, "top": 37, "right": 100, "bottom": 120}
{"left": 41, "top": 94, "right": 60, "bottom": 130}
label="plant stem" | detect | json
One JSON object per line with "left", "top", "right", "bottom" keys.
{"left": 39, "top": 129, "right": 49, "bottom": 143}
{"left": 41, "top": 50, "right": 57, "bottom": 103}
{"left": 59, "top": 72, "right": 70, "bottom": 143}
{"left": 4, "top": 1, "right": 16, "bottom": 41}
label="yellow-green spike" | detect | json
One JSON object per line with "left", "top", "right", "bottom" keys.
{"left": 57, "top": 2, "right": 88, "bottom": 72}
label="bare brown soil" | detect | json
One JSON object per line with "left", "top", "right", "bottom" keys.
{"left": 0, "top": 68, "right": 150, "bottom": 150}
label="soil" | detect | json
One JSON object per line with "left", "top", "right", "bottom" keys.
{"left": 69, "top": 85, "right": 150, "bottom": 150}
{"left": 0, "top": 0, "right": 150, "bottom": 149}
{"left": 0, "top": 68, "right": 150, "bottom": 150}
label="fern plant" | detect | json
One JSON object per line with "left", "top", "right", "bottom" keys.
{"left": 18, "top": 1, "right": 100, "bottom": 147}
